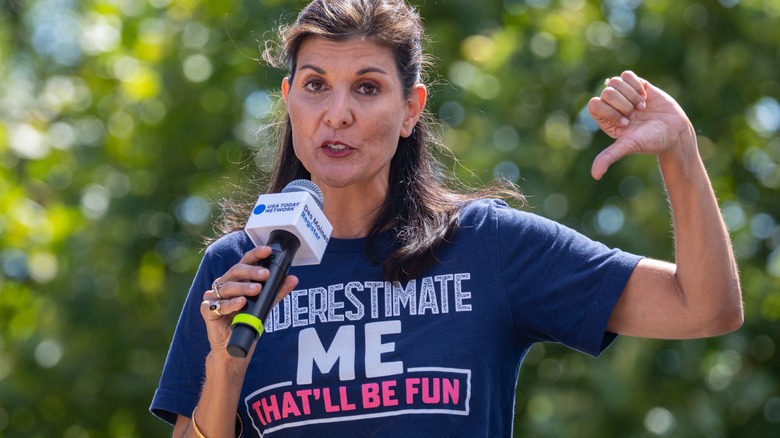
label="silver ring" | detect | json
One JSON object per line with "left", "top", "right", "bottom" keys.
{"left": 212, "top": 279, "right": 224, "bottom": 300}
{"left": 209, "top": 300, "right": 224, "bottom": 316}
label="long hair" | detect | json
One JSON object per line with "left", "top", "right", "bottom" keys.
{"left": 217, "top": 0, "right": 523, "bottom": 282}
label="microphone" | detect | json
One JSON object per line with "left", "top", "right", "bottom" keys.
{"left": 227, "top": 179, "right": 333, "bottom": 358}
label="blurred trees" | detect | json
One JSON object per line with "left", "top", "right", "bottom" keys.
{"left": 0, "top": 0, "right": 778, "bottom": 436}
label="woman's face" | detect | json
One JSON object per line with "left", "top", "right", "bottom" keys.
{"left": 282, "top": 36, "right": 426, "bottom": 196}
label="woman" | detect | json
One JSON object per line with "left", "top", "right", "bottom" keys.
{"left": 150, "top": 0, "right": 743, "bottom": 436}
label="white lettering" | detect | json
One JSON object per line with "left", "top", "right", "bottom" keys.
{"left": 296, "top": 326, "right": 356, "bottom": 385}
{"left": 344, "top": 282, "right": 365, "bottom": 321}
{"left": 292, "top": 289, "right": 308, "bottom": 327}
{"left": 327, "top": 284, "right": 345, "bottom": 322}
{"left": 364, "top": 321, "right": 404, "bottom": 378}
{"left": 434, "top": 275, "right": 453, "bottom": 313}
{"left": 417, "top": 276, "right": 439, "bottom": 315}
{"left": 272, "top": 294, "right": 292, "bottom": 332}
{"left": 269, "top": 274, "right": 472, "bottom": 333}
{"left": 308, "top": 287, "right": 327, "bottom": 325}
{"left": 365, "top": 282, "right": 383, "bottom": 319}
{"left": 392, "top": 280, "right": 417, "bottom": 317}
{"left": 454, "top": 273, "right": 471, "bottom": 312}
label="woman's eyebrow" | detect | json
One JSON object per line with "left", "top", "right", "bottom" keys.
{"left": 297, "top": 64, "right": 389, "bottom": 76}
{"left": 356, "top": 67, "right": 389, "bottom": 76}
{"left": 298, "top": 64, "right": 325, "bottom": 74}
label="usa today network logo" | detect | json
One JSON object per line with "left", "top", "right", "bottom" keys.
{"left": 254, "top": 202, "right": 300, "bottom": 215}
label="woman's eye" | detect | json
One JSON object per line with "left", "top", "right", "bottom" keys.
{"left": 303, "top": 80, "right": 325, "bottom": 92}
{"left": 358, "top": 83, "right": 379, "bottom": 95}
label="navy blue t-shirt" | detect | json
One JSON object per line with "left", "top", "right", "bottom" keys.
{"left": 151, "top": 199, "right": 642, "bottom": 436}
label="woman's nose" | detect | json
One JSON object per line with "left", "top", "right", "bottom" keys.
{"left": 323, "top": 89, "right": 354, "bottom": 128}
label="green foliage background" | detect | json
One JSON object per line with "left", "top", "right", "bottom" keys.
{"left": 1, "top": 0, "right": 778, "bottom": 436}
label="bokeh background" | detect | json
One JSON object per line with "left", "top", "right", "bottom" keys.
{"left": 1, "top": 0, "right": 779, "bottom": 436}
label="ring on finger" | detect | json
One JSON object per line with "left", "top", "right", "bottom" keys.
{"left": 212, "top": 279, "right": 224, "bottom": 300}
{"left": 209, "top": 300, "right": 224, "bottom": 316}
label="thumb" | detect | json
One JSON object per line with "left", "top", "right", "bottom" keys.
{"left": 591, "top": 139, "right": 631, "bottom": 180}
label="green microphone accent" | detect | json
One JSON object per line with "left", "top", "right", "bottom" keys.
{"left": 232, "top": 313, "right": 264, "bottom": 337}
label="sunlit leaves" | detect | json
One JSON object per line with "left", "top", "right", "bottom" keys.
{"left": 1, "top": 0, "right": 779, "bottom": 436}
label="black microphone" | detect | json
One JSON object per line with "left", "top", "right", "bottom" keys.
{"left": 227, "top": 179, "right": 332, "bottom": 358}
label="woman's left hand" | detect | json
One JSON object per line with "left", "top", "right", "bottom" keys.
{"left": 594, "top": 71, "right": 743, "bottom": 339}
{"left": 200, "top": 245, "right": 299, "bottom": 357}
{"left": 588, "top": 70, "right": 697, "bottom": 180}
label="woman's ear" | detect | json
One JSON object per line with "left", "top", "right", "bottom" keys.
{"left": 282, "top": 77, "right": 291, "bottom": 104}
{"left": 400, "top": 83, "right": 427, "bottom": 138}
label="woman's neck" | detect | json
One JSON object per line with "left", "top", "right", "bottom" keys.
{"left": 320, "top": 185, "right": 386, "bottom": 239}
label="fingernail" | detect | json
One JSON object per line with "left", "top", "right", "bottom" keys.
{"left": 250, "top": 283, "right": 260, "bottom": 290}
{"left": 257, "top": 268, "right": 268, "bottom": 276}
{"left": 620, "top": 117, "right": 629, "bottom": 126}
{"left": 638, "top": 101, "right": 646, "bottom": 110}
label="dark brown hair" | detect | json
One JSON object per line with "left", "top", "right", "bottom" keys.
{"left": 217, "top": 0, "right": 523, "bottom": 281}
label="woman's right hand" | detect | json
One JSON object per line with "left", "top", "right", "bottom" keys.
{"left": 199, "top": 245, "right": 299, "bottom": 357}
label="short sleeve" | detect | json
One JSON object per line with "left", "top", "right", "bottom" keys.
{"left": 149, "top": 232, "right": 251, "bottom": 425}
{"left": 492, "top": 201, "right": 642, "bottom": 356}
